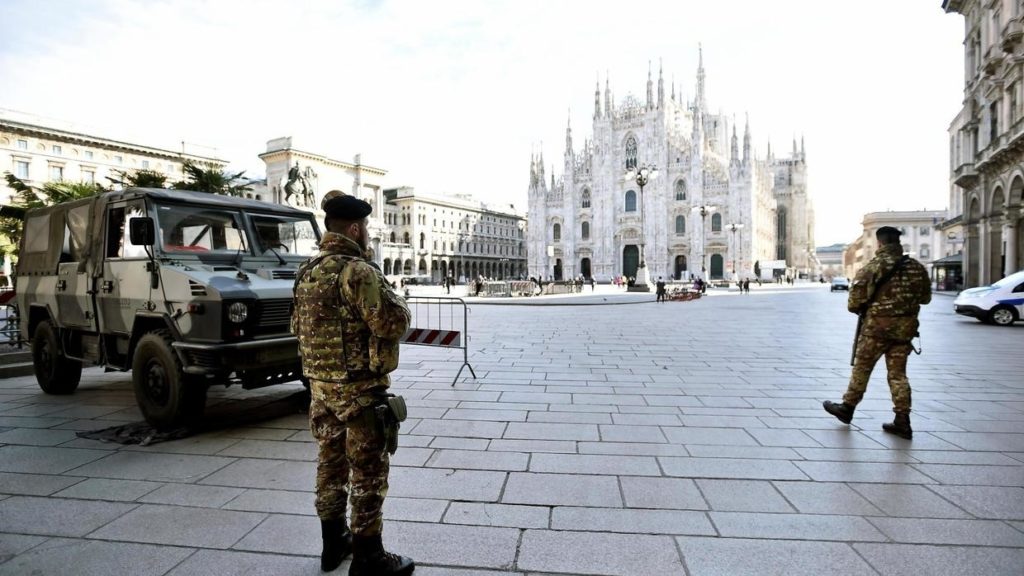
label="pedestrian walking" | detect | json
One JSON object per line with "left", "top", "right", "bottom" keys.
{"left": 656, "top": 277, "right": 667, "bottom": 302}
{"left": 292, "top": 190, "right": 415, "bottom": 575}
{"left": 823, "top": 226, "right": 931, "bottom": 439}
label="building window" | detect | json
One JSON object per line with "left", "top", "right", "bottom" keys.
{"left": 82, "top": 170, "right": 95, "bottom": 184}
{"left": 17, "top": 139, "right": 27, "bottom": 150}
{"left": 919, "top": 226, "right": 930, "bottom": 235}
{"left": 675, "top": 180, "right": 686, "bottom": 200}
{"left": 1011, "top": 83, "right": 1019, "bottom": 126}
{"left": 84, "top": 150, "right": 93, "bottom": 160}
{"left": 675, "top": 215, "right": 686, "bottom": 235}
{"left": 49, "top": 165, "right": 64, "bottom": 181}
{"left": 419, "top": 233, "right": 425, "bottom": 249}
{"left": 142, "top": 160, "right": 150, "bottom": 169}
{"left": 553, "top": 223, "right": 561, "bottom": 242}
{"left": 15, "top": 160, "right": 29, "bottom": 179}
{"left": 920, "top": 244, "right": 930, "bottom": 259}
{"left": 625, "top": 136, "right": 638, "bottom": 171}
{"left": 52, "top": 145, "right": 62, "bottom": 155}
{"left": 711, "top": 213, "right": 722, "bottom": 232}
{"left": 403, "top": 232, "right": 410, "bottom": 244}
{"left": 581, "top": 221, "right": 590, "bottom": 240}
{"left": 582, "top": 189, "right": 591, "bottom": 208}
{"left": 624, "top": 190, "right": 637, "bottom": 212}
{"left": 990, "top": 102, "right": 999, "bottom": 144}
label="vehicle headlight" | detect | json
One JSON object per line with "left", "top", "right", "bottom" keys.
{"left": 228, "top": 302, "right": 249, "bottom": 323}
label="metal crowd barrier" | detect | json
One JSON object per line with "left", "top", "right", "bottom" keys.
{"left": 403, "top": 296, "right": 476, "bottom": 386}
{"left": 0, "top": 289, "right": 23, "bottom": 348}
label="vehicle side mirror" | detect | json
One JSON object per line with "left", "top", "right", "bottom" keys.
{"left": 129, "top": 217, "right": 155, "bottom": 246}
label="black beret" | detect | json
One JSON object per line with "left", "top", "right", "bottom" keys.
{"left": 876, "top": 226, "right": 902, "bottom": 237}
{"left": 322, "top": 190, "right": 372, "bottom": 219}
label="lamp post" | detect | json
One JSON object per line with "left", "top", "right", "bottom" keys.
{"left": 691, "top": 204, "right": 717, "bottom": 279}
{"left": 457, "top": 233, "right": 466, "bottom": 283}
{"left": 623, "top": 163, "right": 658, "bottom": 291}
{"left": 727, "top": 223, "right": 745, "bottom": 281}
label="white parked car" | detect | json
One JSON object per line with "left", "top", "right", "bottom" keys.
{"left": 953, "top": 270, "right": 1024, "bottom": 326}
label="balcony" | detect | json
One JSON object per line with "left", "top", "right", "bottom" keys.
{"left": 1003, "top": 18, "right": 1023, "bottom": 52}
{"left": 983, "top": 45, "right": 1005, "bottom": 76}
{"left": 953, "top": 162, "right": 979, "bottom": 188}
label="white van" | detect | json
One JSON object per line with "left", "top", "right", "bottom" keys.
{"left": 953, "top": 270, "right": 1024, "bottom": 326}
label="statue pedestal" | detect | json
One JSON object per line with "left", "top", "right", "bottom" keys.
{"left": 627, "top": 264, "right": 652, "bottom": 292}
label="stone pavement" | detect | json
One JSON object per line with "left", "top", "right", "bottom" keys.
{"left": 1, "top": 284, "right": 1023, "bottom": 575}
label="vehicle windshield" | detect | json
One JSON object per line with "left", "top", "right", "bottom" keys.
{"left": 154, "top": 204, "right": 248, "bottom": 256}
{"left": 991, "top": 272, "right": 1024, "bottom": 288}
{"left": 251, "top": 214, "right": 320, "bottom": 258}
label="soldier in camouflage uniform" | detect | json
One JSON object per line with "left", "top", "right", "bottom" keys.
{"left": 292, "top": 190, "right": 415, "bottom": 575}
{"left": 823, "top": 226, "right": 931, "bottom": 439}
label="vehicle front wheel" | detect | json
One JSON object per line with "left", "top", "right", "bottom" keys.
{"left": 32, "top": 320, "right": 82, "bottom": 394}
{"left": 132, "top": 331, "right": 207, "bottom": 430}
{"left": 989, "top": 305, "right": 1018, "bottom": 326}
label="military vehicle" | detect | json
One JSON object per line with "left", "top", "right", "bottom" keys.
{"left": 14, "top": 188, "right": 320, "bottom": 429}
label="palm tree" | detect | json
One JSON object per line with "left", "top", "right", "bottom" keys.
{"left": 107, "top": 169, "right": 168, "bottom": 189}
{"left": 173, "top": 161, "right": 251, "bottom": 196}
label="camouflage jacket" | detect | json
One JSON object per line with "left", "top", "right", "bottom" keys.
{"left": 292, "top": 232, "right": 410, "bottom": 398}
{"left": 848, "top": 243, "right": 931, "bottom": 340}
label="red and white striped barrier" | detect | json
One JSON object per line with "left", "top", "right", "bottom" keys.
{"left": 401, "top": 328, "right": 461, "bottom": 348}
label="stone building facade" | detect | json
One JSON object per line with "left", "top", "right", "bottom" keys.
{"left": 944, "top": 0, "right": 1024, "bottom": 286}
{"left": 527, "top": 51, "right": 814, "bottom": 282}
{"left": 259, "top": 138, "right": 525, "bottom": 281}
{"left": 843, "top": 210, "right": 948, "bottom": 279}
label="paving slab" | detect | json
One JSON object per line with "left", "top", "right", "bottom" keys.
{"left": 90, "top": 503, "right": 265, "bottom": 548}
{"left": 0, "top": 538, "right": 194, "bottom": 576}
{"left": 529, "top": 453, "right": 661, "bottom": 475}
{"left": 854, "top": 543, "right": 1024, "bottom": 576}
{"left": 867, "top": 517, "right": 1024, "bottom": 546}
{"left": 221, "top": 488, "right": 314, "bottom": 515}
{"left": 0, "top": 445, "right": 109, "bottom": 474}
{"left": 772, "top": 481, "right": 883, "bottom": 515}
{"left": 199, "top": 457, "right": 315, "bottom": 491}
{"left": 659, "top": 457, "right": 809, "bottom": 480}
{"left": 517, "top": 529, "right": 684, "bottom": 575}
{"left": 912, "top": 463, "right": 1024, "bottom": 486}
{"left": 166, "top": 549, "right": 322, "bottom": 576}
{"left": 927, "top": 485, "right": 1024, "bottom": 519}
{"left": 67, "top": 451, "right": 235, "bottom": 483}
{"left": 551, "top": 506, "right": 715, "bottom": 535}
{"left": 444, "top": 502, "right": 549, "bottom": 528}
{"left": 53, "top": 478, "right": 162, "bottom": 501}
{"left": 849, "top": 484, "right": 972, "bottom": 518}
{"left": 138, "top": 483, "right": 245, "bottom": 507}
{"left": 427, "top": 448, "right": 529, "bottom": 471}
{"left": 502, "top": 472, "right": 621, "bottom": 507}
{"left": 794, "top": 461, "right": 935, "bottom": 484}
{"left": 0, "top": 533, "right": 47, "bottom": 560}
{"left": 389, "top": 466, "right": 507, "bottom": 501}
{"left": 709, "top": 511, "right": 886, "bottom": 542}
{"left": 385, "top": 521, "right": 520, "bottom": 569}
{"left": 696, "top": 479, "right": 795, "bottom": 512}
{"left": 677, "top": 536, "right": 877, "bottom": 576}
{"left": 0, "top": 495, "right": 136, "bottom": 536}
{"left": 620, "top": 476, "right": 708, "bottom": 510}
{"left": 0, "top": 471, "right": 84, "bottom": 496}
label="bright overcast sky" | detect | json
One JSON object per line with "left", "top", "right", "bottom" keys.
{"left": 0, "top": 0, "right": 963, "bottom": 245}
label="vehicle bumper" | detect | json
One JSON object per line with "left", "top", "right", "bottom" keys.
{"left": 953, "top": 304, "right": 987, "bottom": 318}
{"left": 173, "top": 336, "right": 300, "bottom": 375}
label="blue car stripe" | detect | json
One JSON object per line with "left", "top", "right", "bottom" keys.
{"left": 997, "top": 298, "right": 1024, "bottom": 306}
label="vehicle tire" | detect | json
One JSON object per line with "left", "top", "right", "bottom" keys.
{"left": 32, "top": 320, "right": 82, "bottom": 395}
{"left": 989, "top": 305, "right": 1018, "bottom": 326}
{"left": 132, "top": 330, "right": 207, "bottom": 430}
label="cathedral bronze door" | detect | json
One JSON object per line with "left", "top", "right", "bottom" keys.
{"left": 580, "top": 258, "right": 591, "bottom": 279}
{"left": 623, "top": 245, "right": 639, "bottom": 279}
{"left": 674, "top": 255, "right": 687, "bottom": 280}
{"left": 554, "top": 258, "right": 563, "bottom": 281}
{"left": 710, "top": 254, "right": 724, "bottom": 279}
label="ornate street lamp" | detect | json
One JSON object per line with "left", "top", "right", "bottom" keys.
{"left": 728, "top": 222, "right": 745, "bottom": 280}
{"left": 623, "top": 163, "right": 658, "bottom": 291}
{"left": 691, "top": 204, "right": 717, "bottom": 279}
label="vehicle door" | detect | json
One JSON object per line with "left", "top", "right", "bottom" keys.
{"left": 95, "top": 199, "right": 151, "bottom": 336}
{"left": 1011, "top": 279, "right": 1024, "bottom": 317}
{"left": 55, "top": 203, "right": 98, "bottom": 331}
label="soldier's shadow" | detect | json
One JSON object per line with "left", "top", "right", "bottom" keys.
{"left": 76, "top": 387, "right": 311, "bottom": 446}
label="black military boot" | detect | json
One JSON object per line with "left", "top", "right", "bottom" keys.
{"left": 882, "top": 413, "right": 913, "bottom": 439}
{"left": 822, "top": 400, "right": 855, "bottom": 424}
{"left": 349, "top": 534, "right": 415, "bottom": 576}
{"left": 321, "top": 519, "right": 353, "bottom": 572}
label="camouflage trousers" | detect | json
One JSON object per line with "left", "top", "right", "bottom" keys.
{"left": 309, "top": 379, "right": 389, "bottom": 536}
{"left": 843, "top": 334, "right": 913, "bottom": 414}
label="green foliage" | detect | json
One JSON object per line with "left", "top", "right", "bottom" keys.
{"left": 0, "top": 173, "right": 103, "bottom": 258}
{"left": 107, "top": 169, "right": 168, "bottom": 189}
{"left": 173, "top": 161, "right": 251, "bottom": 196}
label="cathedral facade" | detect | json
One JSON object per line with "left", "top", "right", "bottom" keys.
{"left": 527, "top": 51, "right": 814, "bottom": 282}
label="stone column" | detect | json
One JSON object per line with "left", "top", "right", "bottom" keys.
{"left": 1005, "top": 219, "right": 1018, "bottom": 275}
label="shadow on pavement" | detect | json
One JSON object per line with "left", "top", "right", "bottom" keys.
{"left": 76, "top": 387, "right": 310, "bottom": 446}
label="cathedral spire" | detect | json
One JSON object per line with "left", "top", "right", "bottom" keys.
{"left": 646, "top": 60, "right": 654, "bottom": 111}
{"left": 800, "top": 134, "right": 805, "bottom": 160}
{"left": 792, "top": 136, "right": 798, "bottom": 158}
{"left": 730, "top": 122, "right": 739, "bottom": 167}
{"left": 767, "top": 139, "right": 773, "bottom": 161}
{"left": 565, "top": 109, "right": 573, "bottom": 154}
{"left": 604, "top": 73, "right": 612, "bottom": 118}
{"left": 657, "top": 58, "right": 665, "bottom": 109}
{"left": 530, "top": 151, "right": 536, "bottom": 187}
{"left": 743, "top": 112, "right": 751, "bottom": 164}
{"left": 671, "top": 75, "right": 676, "bottom": 102}
{"left": 594, "top": 75, "right": 601, "bottom": 119}
{"left": 695, "top": 43, "right": 706, "bottom": 112}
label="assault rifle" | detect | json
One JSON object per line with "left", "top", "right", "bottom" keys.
{"left": 850, "top": 256, "right": 909, "bottom": 366}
